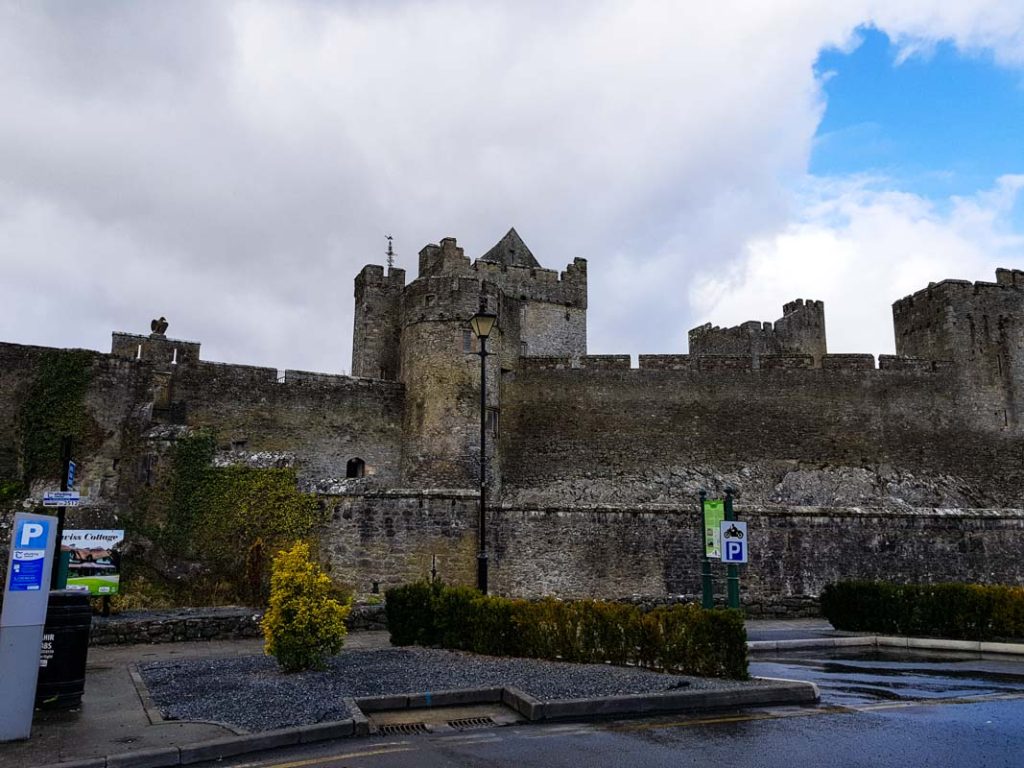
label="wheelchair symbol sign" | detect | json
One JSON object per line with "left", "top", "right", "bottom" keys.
{"left": 720, "top": 521, "right": 748, "bottom": 563}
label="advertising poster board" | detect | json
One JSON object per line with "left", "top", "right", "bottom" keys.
{"left": 703, "top": 499, "right": 725, "bottom": 559}
{"left": 61, "top": 529, "right": 124, "bottom": 595}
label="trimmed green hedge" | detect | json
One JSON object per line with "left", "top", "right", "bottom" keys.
{"left": 385, "top": 582, "right": 748, "bottom": 679}
{"left": 821, "top": 581, "right": 1024, "bottom": 641}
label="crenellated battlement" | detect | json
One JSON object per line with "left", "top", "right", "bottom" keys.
{"left": 400, "top": 274, "right": 498, "bottom": 326}
{"left": 894, "top": 268, "right": 1024, "bottom": 315}
{"left": 111, "top": 331, "right": 201, "bottom": 367}
{"left": 354, "top": 264, "right": 407, "bottom": 290}
{"left": 519, "top": 352, "right": 952, "bottom": 376}
{"left": 470, "top": 256, "right": 587, "bottom": 308}
{"left": 891, "top": 267, "right": 1024, "bottom": 426}
{"left": 688, "top": 298, "right": 826, "bottom": 367}
{"left": 782, "top": 298, "right": 824, "bottom": 315}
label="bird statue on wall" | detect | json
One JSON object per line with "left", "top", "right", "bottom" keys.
{"left": 151, "top": 317, "right": 169, "bottom": 336}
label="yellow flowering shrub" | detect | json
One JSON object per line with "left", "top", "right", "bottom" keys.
{"left": 261, "top": 542, "right": 351, "bottom": 672}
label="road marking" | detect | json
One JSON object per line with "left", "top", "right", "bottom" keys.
{"left": 524, "top": 726, "right": 594, "bottom": 739}
{"left": 250, "top": 743, "right": 414, "bottom": 768}
{"left": 441, "top": 735, "right": 505, "bottom": 745}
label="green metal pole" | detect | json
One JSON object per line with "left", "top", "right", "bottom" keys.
{"left": 724, "top": 488, "right": 740, "bottom": 610}
{"left": 477, "top": 335, "right": 489, "bottom": 595}
{"left": 51, "top": 435, "right": 72, "bottom": 590}
{"left": 699, "top": 491, "right": 713, "bottom": 609}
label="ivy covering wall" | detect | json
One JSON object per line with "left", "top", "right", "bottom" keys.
{"left": 132, "top": 431, "right": 324, "bottom": 606}
{"left": 0, "top": 349, "right": 95, "bottom": 503}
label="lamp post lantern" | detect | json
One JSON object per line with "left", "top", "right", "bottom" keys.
{"left": 469, "top": 308, "right": 497, "bottom": 594}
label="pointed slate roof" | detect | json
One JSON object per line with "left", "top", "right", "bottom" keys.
{"left": 479, "top": 227, "right": 541, "bottom": 269}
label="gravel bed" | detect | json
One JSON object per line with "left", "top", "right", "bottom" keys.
{"left": 141, "top": 647, "right": 762, "bottom": 733}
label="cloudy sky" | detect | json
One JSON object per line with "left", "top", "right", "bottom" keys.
{"left": 1, "top": 1, "right": 1022, "bottom": 373}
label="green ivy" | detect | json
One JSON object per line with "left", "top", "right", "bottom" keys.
{"left": 0, "top": 479, "right": 25, "bottom": 505}
{"left": 156, "top": 432, "right": 324, "bottom": 605}
{"left": 18, "top": 350, "right": 94, "bottom": 484}
{"left": 161, "top": 430, "right": 217, "bottom": 552}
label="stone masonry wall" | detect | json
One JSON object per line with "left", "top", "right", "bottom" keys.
{"left": 319, "top": 491, "right": 481, "bottom": 594}
{"left": 173, "top": 362, "right": 406, "bottom": 489}
{"left": 499, "top": 362, "right": 1024, "bottom": 509}
{"left": 894, "top": 270, "right": 1024, "bottom": 429}
{"left": 88, "top": 604, "right": 387, "bottom": 646}
{"left": 312, "top": 491, "right": 1024, "bottom": 615}
{"left": 689, "top": 299, "right": 826, "bottom": 367}
{"left": 351, "top": 265, "right": 405, "bottom": 380}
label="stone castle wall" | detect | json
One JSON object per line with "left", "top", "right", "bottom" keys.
{"left": 894, "top": 269, "right": 1024, "bottom": 428}
{"left": 351, "top": 265, "right": 405, "bottom": 380}
{"left": 689, "top": 298, "right": 826, "bottom": 367}
{"left": 314, "top": 491, "right": 1024, "bottom": 614}
{"left": 172, "top": 362, "right": 406, "bottom": 488}
{"left": 499, "top": 357, "right": 1022, "bottom": 509}
{"left": 4, "top": 247, "right": 1024, "bottom": 613}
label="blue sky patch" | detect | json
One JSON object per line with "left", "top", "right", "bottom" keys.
{"left": 812, "top": 26, "right": 1024, "bottom": 203}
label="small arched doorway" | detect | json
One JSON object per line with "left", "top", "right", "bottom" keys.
{"left": 346, "top": 457, "right": 366, "bottom": 478}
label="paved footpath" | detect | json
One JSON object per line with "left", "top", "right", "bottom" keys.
{"left": 2, "top": 621, "right": 836, "bottom": 768}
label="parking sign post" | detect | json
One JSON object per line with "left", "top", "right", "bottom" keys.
{"left": 723, "top": 489, "right": 741, "bottom": 610}
{"left": 50, "top": 436, "right": 73, "bottom": 589}
{"left": 0, "top": 512, "right": 58, "bottom": 741}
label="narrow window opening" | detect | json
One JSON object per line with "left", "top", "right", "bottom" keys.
{"left": 346, "top": 457, "right": 366, "bottom": 478}
{"left": 171, "top": 348, "right": 178, "bottom": 365}
{"left": 463, "top": 330, "right": 474, "bottom": 353}
{"left": 520, "top": 341, "right": 528, "bottom": 357}
{"left": 136, "top": 344, "right": 143, "bottom": 360}
{"left": 486, "top": 408, "right": 499, "bottom": 438}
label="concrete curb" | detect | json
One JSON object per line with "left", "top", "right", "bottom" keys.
{"left": 748, "top": 635, "right": 1024, "bottom": 656}
{"left": 31, "top": 679, "right": 817, "bottom": 768}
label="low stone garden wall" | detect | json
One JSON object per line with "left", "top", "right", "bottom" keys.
{"left": 88, "top": 603, "right": 388, "bottom": 646}
{"left": 616, "top": 594, "right": 820, "bottom": 619}
{"left": 85, "top": 595, "right": 818, "bottom": 647}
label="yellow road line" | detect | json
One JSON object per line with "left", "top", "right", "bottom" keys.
{"left": 258, "top": 744, "right": 415, "bottom": 768}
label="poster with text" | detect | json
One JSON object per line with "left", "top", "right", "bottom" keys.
{"left": 62, "top": 529, "right": 124, "bottom": 595}
{"left": 704, "top": 500, "right": 724, "bottom": 559}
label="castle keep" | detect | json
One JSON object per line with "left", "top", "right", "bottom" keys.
{"left": 2, "top": 229, "right": 1023, "bottom": 612}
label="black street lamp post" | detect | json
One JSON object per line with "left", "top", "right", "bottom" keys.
{"left": 469, "top": 308, "right": 497, "bottom": 594}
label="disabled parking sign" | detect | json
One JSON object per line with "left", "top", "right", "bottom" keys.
{"left": 9, "top": 518, "right": 51, "bottom": 591}
{"left": 720, "top": 520, "right": 748, "bottom": 564}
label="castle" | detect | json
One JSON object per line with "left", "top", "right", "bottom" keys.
{"left": 2, "top": 229, "right": 1023, "bottom": 612}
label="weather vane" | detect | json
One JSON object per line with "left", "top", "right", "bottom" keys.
{"left": 385, "top": 235, "right": 395, "bottom": 270}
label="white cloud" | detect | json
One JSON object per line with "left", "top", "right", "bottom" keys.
{"left": 0, "top": 2, "right": 1022, "bottom": 371}
{"left": 690, "top": 175, "right": 1024, "bottom": 354}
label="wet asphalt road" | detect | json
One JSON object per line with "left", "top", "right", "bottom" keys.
{"left": 210, "top": 650, "right": 1024, "bottom": 768}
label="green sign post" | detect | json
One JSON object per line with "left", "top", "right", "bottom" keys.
{"left": 724, "top": 489, "right": 740, "bottom": 609}
{"left": 699, "top": 492, "right": 724, "bottom": 609}
{"left": 699, "top": 491, "right": 741, "bottom": 610}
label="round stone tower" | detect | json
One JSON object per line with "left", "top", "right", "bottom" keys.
{"left": 398, "top": 237, "right": 501, "bottom": 488}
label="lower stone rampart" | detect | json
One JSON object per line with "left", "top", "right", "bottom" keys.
{"left": 314, "top": 492, "right": 1024, "bottom": 617}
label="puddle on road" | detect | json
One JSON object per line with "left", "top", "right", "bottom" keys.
{"left": 751, "top": 649, "right": 1024, "bottom": 707}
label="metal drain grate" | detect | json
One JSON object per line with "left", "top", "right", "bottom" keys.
{"left": 378, "top": 722, "right": 430, "bottom": 736}
{"left": 447, "top": 716, "right": 497, "bottom": 731}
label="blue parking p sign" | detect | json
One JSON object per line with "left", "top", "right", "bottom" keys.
{"left": 10, "top": 518, "right": 51, "bottom": 592}
{"left": 720, "top": 521, "right": 748, "bottom": 564}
